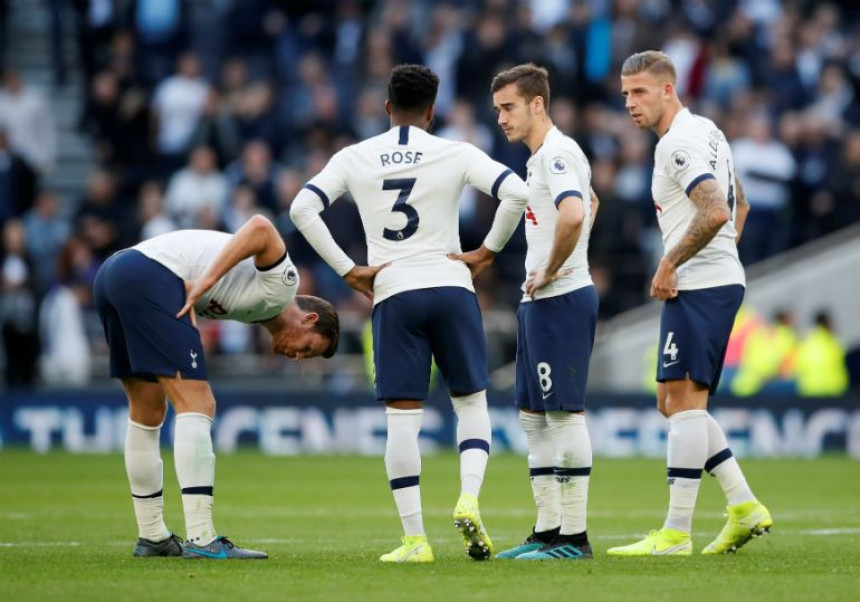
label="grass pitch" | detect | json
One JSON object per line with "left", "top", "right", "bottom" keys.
{"left": 1, "top": 451, "right": 858, "bottom": 602}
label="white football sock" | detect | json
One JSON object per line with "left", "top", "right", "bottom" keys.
{"left": 125, "top": 420, "right": 171, "bottom": 542}
{"left": 451, "top": 391, "right": 491, "bottom": 498}
{"left": 664, "top": 409, "right": 708, "bottom": 534}
{"left": 174, "top": 412, "right": 216, "bottom": 545}
{"left": 385, "top": 408, "right": 424, "bottom": 537}
{"left": 705, "top": 413, "right": 755, "bottom": 505}
{"left": 546, "top": 412, "right": 592, "bottom": 536}
{"left": 519, "top": 411, "right": 560, "bottom": 532}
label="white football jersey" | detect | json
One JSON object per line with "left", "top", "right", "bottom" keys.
{"left": 523, "top": 126, "right": 593, "bottom": 301}
{"left": 652, "top": 108, "right": 745, "bottom": 290}
{"left": 302, "top": 125, "right": 524, "bottom": 304}
{"left": 134, "top": 230, "right": 299, "bottom": 322}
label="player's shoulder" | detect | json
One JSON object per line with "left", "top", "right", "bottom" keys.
{"left": 541, "top": 128, "right": 588, "bottom": 170}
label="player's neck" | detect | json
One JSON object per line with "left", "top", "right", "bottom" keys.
{"left": 655, "top": 100, "right": 684, "bottom": 138}
{"left": 389, "top": 115, "right": 430, "bottom": 131}
{"left": 525, "top": 117, "right": 554, "bottom": 154}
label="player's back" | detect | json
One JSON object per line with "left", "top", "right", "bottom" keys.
{"left": 335, "top": 125, "right": 485, "bottom": 302}
{"left": 134, "top": 230, "right": 296, "bottom": 321}
{"left": 653, "top": 108, "right": 744, "bottom": 290}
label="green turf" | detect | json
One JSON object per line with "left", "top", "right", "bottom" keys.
{"left": 1, "top": 451, "right": 858, "bottom": 602}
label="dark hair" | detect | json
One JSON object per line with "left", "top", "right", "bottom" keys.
{"left": 387, "top": 64, "right": 439, "bottom": 114}
{"left": 490, "top": 63, "right": 551, "bottom": 108}
{"left": 621, "top": 51, "right": 677, "bottom": 83}
{"left": 295, "top": 294, "right": 340, "bottom": 358}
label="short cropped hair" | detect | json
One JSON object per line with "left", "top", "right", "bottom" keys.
{"left": 491, "top": 63, "right": 551, "bottom": 108}
{"left": 295, "top": 295, "right": 340, "bottom": 359}
{"left": 621, "top": 51, "right": 677, "bottom": 83}
{"left": 388, "top": 64, "right": 439, "bottom": 113}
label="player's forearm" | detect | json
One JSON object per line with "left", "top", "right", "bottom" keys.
{"left": 292, "top": 212, "right": 356, "bottom": 276}
{"left": 483, "top": 177, "right": 528, "bottom": 252}
{"left": 665, "top": 178, "right": 730, "bottom": 268}
{"left": 545, "top": 202, "right": 584, "bottom": 275}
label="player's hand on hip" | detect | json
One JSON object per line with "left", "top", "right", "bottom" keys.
{"left": 448, "top": 245, "right": 496, "bottom": 279}
{"left": 176, "top": 279, "right": 207, "bottom": 326}
{"left": 650, "top": 259, "right": 678, "bottom": 301}
{"left": 344, "top": 263, "right": 390, "bottom": 300}
{"left": 525, "top": 267, "right": 572, "bottom": 299}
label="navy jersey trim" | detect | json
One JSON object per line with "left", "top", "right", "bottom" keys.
{"left": 554, "top": 189, "right": 583, "bottom": 208}
{"left": 256, "top": 250, "right": 288, "bottom": 272}
{"left": 684, "top": 173, "right": 716, "bottom": 197}
{"left": 491, "top": 168, "right": 514, "bottom": 201}
{"left": 398, "top": 125, "right": 409, "bottom": 145}
{"left": 303, "top": 183, "right": 330, "bottom": 209}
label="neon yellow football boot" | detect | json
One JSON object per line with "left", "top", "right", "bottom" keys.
{"left": 606, "top": 528, "right": 692, "bottom": 556}
{"left": 702, "top": 500, "right": 773, "bottom": 554}
{"left": 379, "top": 535, "right": 434, "bottom": 563}
{"left": 452, "top": 493, "right": 493, "bottom": 561}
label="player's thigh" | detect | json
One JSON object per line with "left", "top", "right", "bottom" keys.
{"left": 157, "top": 375, "right": 216, "bottom": 417}
{"left": 122, "top": 377, "right": 168, "bottom": 426}
{"left": 94, "top": 254, "right": 135, "bottom": 379}
{"left": 514, "top": 303, "right": 538, "bottom": 410}
{"left": 424, "top": 287, "right": 488, "bottom": 397}
{"left": 107, "top": 250, "right": 207, "bottom": 381}
{"left": 518, "top": 288, "right": 598, "bottom": 412}
{"left": 657, "top": 285, "right": 743, "bottom": 394}
{"left": 371, "top": 293, "right": 433, "bottom": 401}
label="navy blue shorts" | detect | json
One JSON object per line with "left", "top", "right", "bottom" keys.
{"left": 657, "top": 284, "right": 744, "bottom": 394}
{"left": 371, "top": 287, "right": 488, "bottom": 400}
{"left": 93, "top": 249, "right": 207, "bottom": 381}
{"left": 515, "top": 286, "right": 598, "bottom": 412}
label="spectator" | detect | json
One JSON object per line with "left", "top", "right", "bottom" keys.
{"left": 224, "top": 140, "right": 281, "bottom": 214}
{"left": 38, "top": 237, "right": 95, "bottom": 387}
{"left": 23, "top": 191, "right": 71, "bottom": 294}
{"left": 0, "top": 128, "right": 37, "bottom": 224}
{"left": 0, "top": 67, "right": 56, "bottom": 176}
{"left": 165, "top": 145, "right": 227, "bottom": 228}
{"left": 151, "top": 52, "right": 210, "bottom": 171}
{"left": 795, "top": 310, "right": 850, "bottom": 397}
{"left": 1, "top": 219, "right": 39, "bottom": 386}
{"left": 731, "top": 111, "right": 796, "bottom": 263}
{"left": 136, "top": 180, "right": 176, "bottom": 240}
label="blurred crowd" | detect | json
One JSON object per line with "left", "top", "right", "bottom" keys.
{"left": 1, "top": 0, "right": 859, "bottom": 388}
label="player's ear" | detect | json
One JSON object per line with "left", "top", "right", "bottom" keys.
{"left": 426, "top": 104, "right": 435, "bottom": 124}
{"left": 384, "top": 99, "right": 392, "bottom": 116}
{"left": 302, "top": 312, "right": 319, "bottom": 325}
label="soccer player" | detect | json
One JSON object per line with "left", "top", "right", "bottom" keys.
{"left": 608, "top": 50, "right": 772, "bottom": 556}
{"left": 453, "top": 64, "right": 599, "bottom": 561}
{"left": 93, "top": 215, "right": 340, "bottom": 559}
{"left": 289, "top": 64, "right": 528, "bottom": 563}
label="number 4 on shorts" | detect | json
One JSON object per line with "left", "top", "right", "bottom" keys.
{"left": 663, "top": 331, "right": 679, "bottom": 361}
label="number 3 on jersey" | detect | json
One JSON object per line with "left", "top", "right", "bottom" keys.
{"left": 382, "top": 178, "right": 419, "bottom": 241}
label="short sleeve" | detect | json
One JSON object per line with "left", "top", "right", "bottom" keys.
{"left": 255, "top": 254, "right": 299, "bottom": 318}
{"left": 658, "top": 135, "right": 717, "bottom": 197}
{"left": 540, "top": 149, "right": 584, "bottom": 208}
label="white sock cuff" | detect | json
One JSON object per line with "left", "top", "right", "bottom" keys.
{"left": 385, "top": 408, "right": 424, "bottom": 416}
{"left": 669, "top": 409, "right": 708, "bottom": 424}
{"left": 519, "top": 410, "right": 547, "bottom": 426}
{"left": 545, "top": 411, "right": 586, "bottom": 425}
{"left": 451, "top": 390, "right": 487, "bottom": 414}
{"left": 175, "top": 412, "right": 214, "bottom": 424}
{"left": 129, "top": 419, "right": 163, "bottom": 431}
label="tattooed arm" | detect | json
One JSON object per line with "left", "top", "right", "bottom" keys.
{"left": 733, "top": 171, "right": 750, "bottom": 244}
{"left": 650, "top": 177, "right": 730, "bottom": 300}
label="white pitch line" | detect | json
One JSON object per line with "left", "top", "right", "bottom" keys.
{"left": 1, "top": 528, "right": 858, "bottom": 548}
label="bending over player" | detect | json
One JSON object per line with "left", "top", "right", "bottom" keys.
{"left": 93, "top": 215, "right": 339, "bottom": 559}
